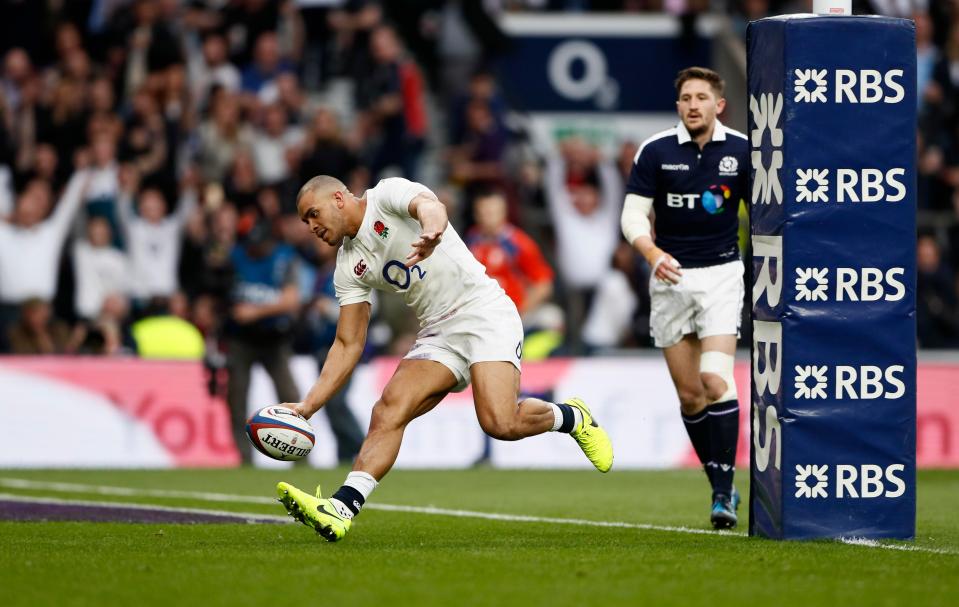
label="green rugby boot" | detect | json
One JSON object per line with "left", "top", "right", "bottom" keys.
{"left": 276, "top": 482, "right": 351, "bottom": 542}
{"left": 565, "top": 398, "right": 613, "bottom": 473}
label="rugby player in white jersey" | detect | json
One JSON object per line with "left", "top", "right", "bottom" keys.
{"left": 621, "top": 67, "right": 748, "bottom": 529}
{"left": 275, "top": 175, "right": 613, "bottom": 541}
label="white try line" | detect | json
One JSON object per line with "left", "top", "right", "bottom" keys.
{"left": 0, "top": 491, "right": 292, "bottom": 524}
{"left": 1, "top": 478, "right": 954, "bottom": 555}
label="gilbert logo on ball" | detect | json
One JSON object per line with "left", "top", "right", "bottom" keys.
{"left": 245, "top": 406, "right": 315, "bottom": 461}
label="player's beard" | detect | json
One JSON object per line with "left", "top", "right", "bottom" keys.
{"left": 685, "top": 119, "right": 709, "bottom": 139}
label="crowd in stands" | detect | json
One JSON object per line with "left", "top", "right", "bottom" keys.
{"left": 0, "top": 0, "right": 957, "bottom": 368}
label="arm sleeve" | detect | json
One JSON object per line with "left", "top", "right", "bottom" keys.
{"left": 376, "top": 177, "right": 432, "bottom": 217}
{"left": 625, "top": 144, "right": 658, "bottom": 197}
{"left": 333, "top": 253, "right": 372, "bottom": 307}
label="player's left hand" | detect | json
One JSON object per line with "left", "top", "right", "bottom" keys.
{"left": 406, "top": 231, "right": 442, "bottom": 267}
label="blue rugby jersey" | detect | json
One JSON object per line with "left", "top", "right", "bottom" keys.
{"left": 626, "top": 120, "right": 749, "bottom": 268}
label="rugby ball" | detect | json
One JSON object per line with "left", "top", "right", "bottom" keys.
{"left": 245, "top": 406, "right": 315, "bottom": 461}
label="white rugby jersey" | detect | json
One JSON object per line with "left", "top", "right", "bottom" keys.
{"left": 333, "top": 178, "right": 506, "bottom": 327}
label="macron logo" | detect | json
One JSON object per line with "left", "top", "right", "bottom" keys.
{"left": 661, "top": 163, "right": 690, "bottom": 171}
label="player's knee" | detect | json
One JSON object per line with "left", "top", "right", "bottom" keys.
{"left": 700, "top": 351, "right": 737, "bottom": 404}
{"left": 677, "top": 389, "right": 706, "bottom": 415}
{"left": 368, "top": 395, "right": 409, "bottom": 432}
{"left": 477, "top": 409, "right": 522, "bottom": 441}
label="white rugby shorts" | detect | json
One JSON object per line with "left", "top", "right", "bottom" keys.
{"left": 649, "top": 259, "right": 744, "bottom": 348}
{"left": 403, "top": 295, "right": 524, "bottom": 392}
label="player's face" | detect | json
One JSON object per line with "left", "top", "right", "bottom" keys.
{"left": 299, "top": 190, "right": 346, "bottom": 245}
{"left": 677, "top": 79, "right": 725, "bottom": 137}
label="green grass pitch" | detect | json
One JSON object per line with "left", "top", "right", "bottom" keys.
{"left": 0, "top": 468, "right": 957, "bottom": 606}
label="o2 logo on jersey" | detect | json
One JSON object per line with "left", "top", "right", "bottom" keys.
{"left": 702, "top": 185, "right": 730, "bottom": 214}
{"left": 383, "top": 259, "right": 426, "bottom": 290}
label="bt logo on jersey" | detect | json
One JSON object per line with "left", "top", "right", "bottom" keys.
{"left": 666, "top": 185, "right": 730, "bottom": 214}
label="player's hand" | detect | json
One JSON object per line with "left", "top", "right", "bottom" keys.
{"left": 406, "top": 231, "right": 442, "bottom": 267}
{"left": 651, "top": 252, "right": 682, "bottom": 285}
{"left": 280, "top": 402, "right": 312, "bottom": 420}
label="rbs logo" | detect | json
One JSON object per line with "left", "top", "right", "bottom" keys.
{"left": 794, "top": 364, "right": 906, "bottom": 400}
{"left": 794, "top": 464, "right": 907, "bottom": 499}
{"left": 793, "top": 68, "right": 906, "bottom": 104}
{"left": 795, "top": 168, "right": 907, "bottom": 204}
{"left": 795, "top": 267, "right": 905, "bottom": 302}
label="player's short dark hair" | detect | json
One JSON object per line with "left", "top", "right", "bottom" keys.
{"left": 675, "top": 67, "right": 725, "bottom": 99}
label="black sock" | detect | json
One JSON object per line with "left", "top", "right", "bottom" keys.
{"left": 706, "top": 399, "right": 740, "bottom": 497}
{"left": 555, "top": 402, "right": 576, "bottom": 433}
{"left": 682, "top": 408, "right": 714, "bottom": 487}
{"left": 331, "top": 485, "right": 365, "bottom": 516}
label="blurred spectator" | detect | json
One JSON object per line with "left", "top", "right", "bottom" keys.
{"left": 0, "top": 170, "right": 90, "bottom": 324}
{"left": 298, "top": 107, "right": 368, "bottom": 195}
{"left": 72, "top": 216, "right": 129, "bottom": 321}
{"left": 7, "top": 298, "right": 72, "bottom": 355}
{"left": 197, "top": 92, "right": 255, "bottom": 184}
{"left": 466, "top": 191, "right": 555, "bottom": 327}
{"left": 544, "top": 138, "right": 623, "bottom": 351}
{"left": 81, "top": 132, "right": 123, "bottom": 244}
{"left": 328, "top": 0, "right": 383, "bottom": 85}
{"left": 189, "top": 32, "right": 242, "bottom": 110}
{"left": 73, "top": 293, "right": 137, "bottom": 356}
{"left": 449, "top": 99, "right": 510, "bottom": 202}
{"left": 250, "top": 102, "right": 304, "bottom": 185}
{"left": 241, "top": 31, "right": 295, "bottom": 97}
{"left": 121, "top": 88, "right": 170, "bottom": 193}
{"left": 915, "top": 10, "right": 937, "bottom": 113}
{"left": 582, "top": 242, "right": 641, "bottom": 351}
{"left": 225, "top": 219, "right": 301, "bottom": 464}
{"left": 224, "top": 150, "right": 260, "bottom": 212}
{"left": 917, "top": 234, "right": 959, "bottom": 348}
{"left": 116, "top": 165, "right": 196, "bottom": 301}
{"left": 359, "top": 25, "right": 427, "bottom": 180}
{"left": 449, "top": 69, "right": 509, "bottom": 148}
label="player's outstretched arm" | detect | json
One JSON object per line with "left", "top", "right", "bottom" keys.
{"left": 405, "top": 191, "right": 447, "bottom": 266}
{"left": 294, "top": 302, "right": 371, "bottom": 419}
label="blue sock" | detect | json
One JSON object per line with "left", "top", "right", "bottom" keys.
{"left": 707, "top": 400, "right": 740, "bottom": 497}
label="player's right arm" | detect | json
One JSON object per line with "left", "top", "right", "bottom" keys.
{"left": 621, "top": 141, "right": 682, "bottom": 284}
{"left": 295, "top": 301, "right": 371, "bottom": 419}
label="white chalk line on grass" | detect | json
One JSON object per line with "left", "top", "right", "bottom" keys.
{"left": 0, "top": 491, "right": 292, "bottom": 524}
{"left": 1, "top": 478, "right": 954, "bottom": 555}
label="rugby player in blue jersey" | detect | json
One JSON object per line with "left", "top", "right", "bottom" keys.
{"left": 621, "top": 67, "right": 749, "bottom": 529}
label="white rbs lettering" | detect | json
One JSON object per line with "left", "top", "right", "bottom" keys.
{"left": 836, "top": 168, "right": 906, "bottom": 203}
{"left": 834, "top": 365, "right": 906, "bottom": 400}
{"left": 836, "top": 464, "right": 906, "bottom": 498}
{"left": 835, "top": 267, "right": 905, "bottom": 302}
{"left": 834, "top": 69, "right": 905, "bottom": 104}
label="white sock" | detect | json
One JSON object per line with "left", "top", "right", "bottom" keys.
{"left": 548, "top": 403, "right": 584, "bottom": 432}
{"left": 344, "top": 471, "right": 378, "bottom": 501}
{"left": 549, "top": 403, "right": 564, "bottom": 431}
{"left": 329, "top": 472, "right": 378, "bottom": 520}
{"left": 571, "top": 406, "right": 583, "bottom": 430}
